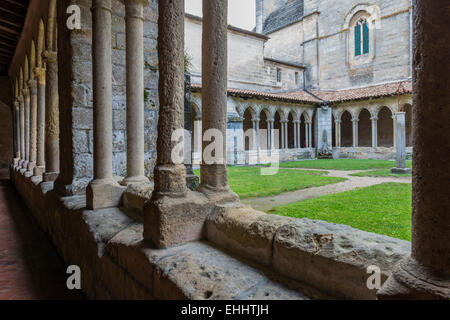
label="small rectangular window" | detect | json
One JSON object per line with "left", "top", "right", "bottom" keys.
{"left": 295, "top": 72, "right": 299, "bottom": 85}
{"left": 276, "top": 68, "right": 282, "bottom": 82}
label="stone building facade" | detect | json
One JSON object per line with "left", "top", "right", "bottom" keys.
{"left": 2, "top": 0, "right": 449, "bottom": 300}
{"left": 186, "top": 0, "right": 413, "bottom": 162}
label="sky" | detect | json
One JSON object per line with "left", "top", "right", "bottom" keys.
{"left": 185, "top": 0, "right": 256, "bottom": 31}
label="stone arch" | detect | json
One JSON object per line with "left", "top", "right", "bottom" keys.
{"left": 377, "top": 106, "right": 394, "bottom": 147}
{"left": 299, "top": 111, "right": 310, "bottom": 148}
{"left": 287, "top": 111, "right": 295, "bottom": 149}
{"left": 243, "top": 107, "right": 257, "bottom": 151}
{"left": 405, "top": 103, "right": 413, "bottom": 147}
{"left": 341, "top": 110, "right": 353, "bottom": 147}
{"left": 274, "top": 110, "right": 283, "bottom": 149}
{"left": 358, "top": 108, "right": 372, "bottom": 147}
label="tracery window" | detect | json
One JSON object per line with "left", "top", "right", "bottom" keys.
{"left": 354, "top": 18, "right": 369, "bottom": 56}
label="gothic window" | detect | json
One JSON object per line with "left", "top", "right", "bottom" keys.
{"left": 276, "top": 68, "right": 282, "bottom": 82}
{"left": 355, "top": 18, "right": 369, "bottom": 56}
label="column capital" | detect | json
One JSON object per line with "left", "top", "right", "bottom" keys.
{"left": 352, "top": 118, "right": 359, "bottom": 123}
{"left": 252, "top": 117, "right": 260, "bottom": 122}
{"left": 280, "top": 119, "right": 289, "bottom": 124}
{"left": 293, "top": 119, "right": 301, "bottom": 124}
{"left": 305, "top": 120, "right": 312, "bottom": 124}
{"left": 21, "top": 88, "right": 30, "bottom": 98}
{"left": 14, "top": 99, "right": 20, "bottom": 109}
{"left": 33, "top": 67, "right": 46, "bottom": 84}
{"left": 27, "top": 79, "right": 38, "bottom": 92}
{"left": 334, "top": 119, "right": 342, "bottom": 124}
{"left": 370, "top": 116, "right": 378, "bottom": 121}
{"left": 91, "top": 0, "right": 113, "bottom": 13}
{"left": 17, "top": 95, "right": 24, "bottom": 103}
{"left": 124, "top": 0, "right": 148, "bottom": 20}
{"left": 42, "top": 50, "right": 57, "bottom": 64}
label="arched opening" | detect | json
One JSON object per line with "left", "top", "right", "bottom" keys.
{"left": 311, "top": 110, "right": 316, "bottom": 148}
{"left": 259, "top": 110, "right": 268, "bottom": 150}
{"left": 300, "top": 113, "right": 307, "bottom": 148}
{"left": 405, "top": 104, "right": 413, "bottom": 147}
{"left": 378, "top": 107, "right": 394, "bottom": 147}
{"left": 358, "top": 109, "right": 372, "bottom": 147}
{"left": 274, "top": 111, "right": 282, "bottom": 150}
{"left": 243, "top": 108, "right": 254, "bottom": 151}
{"left": 341, "top": 111, "right": 353, "bottom": 147}
{"left": 288, "top": 112, "right": 295, "bottom": 148}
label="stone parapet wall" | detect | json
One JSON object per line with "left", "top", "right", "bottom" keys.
{"left": 333, "top": 147, "right": 413, "bottom": 160}
{"left": 11, "top": 166, "right": 410, "bottom": 300}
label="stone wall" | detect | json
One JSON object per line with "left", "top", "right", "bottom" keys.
{"left": 58, "top": 0, "right": 159, "bottom": 194}
{"left": 0, "top": 77, "right": 13, "bottom": 170}
{"left": 263, "top": 0, "right": 412, "bottom": 90}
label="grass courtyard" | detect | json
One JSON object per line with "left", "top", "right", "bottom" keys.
{"left": 274, "top": 159, "right": 413, "bottom": 171}
{"left": 270, "top": 183, "right": 412, "bottom": 241}
{"left": 194, "top": 166, "right": 346, "bottom": 199}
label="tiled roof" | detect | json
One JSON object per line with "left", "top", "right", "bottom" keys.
{"left": 191, "top": 80, "right": 412, "bottom": 105}
{"left": 190, "top": 83, "right": 321, "bottom": 104}
{"left": 263, "top": 0, "right": 304, "bottom": 34}
{"left": 309, "top": 80, "right": 413, "bottom": 103}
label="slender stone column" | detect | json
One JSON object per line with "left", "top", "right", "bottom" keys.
{"left": 42, "top": 51, "right": 59, "bottom": 182}
{"left": 27, "top": 79, "right": 38, "bottom": 172}
{"left": 18, "top": 96, "right": 25, "bottom": 166}
{"left": 334, "top": 120, "right": 341, "bottom": 147}
{"left": 13, "top": 100, "right": 20, "bottom": 161}
{"left": 371, "top": 116, "right": 378, "bottom": 148}
{"left": 284, "top": 120, "right": 289, "bottom": 149}
{"left": 87, "top": 0, "right": 125, "bottom": 210}
{"left": 198, "top": 0, "right": 237, "bottom": 199}
{"left": 378, "top": 0, "right": 450, "bottom": 299}
{"left": 122, "top": 0, "right": 149, "bottom": 185}
{"left": 306, "top": 120, "right": 312, "bottom": 148}
{"left": 305, "top": 121, "right": 310, "bottom": 148}
{"left": 392, "top": 115, "right": 397, "bottom": 148}
{"left": 293, "top": 120, "right": 299, "bottom": 148}
{"left": 352, "top": 118, "right": 359, "bottom": 148}
{"left": 22, "top": 89, "right": 30, "bottom": 168}
{"left": 390, "top": 112, "right": 411, "bottom": 174}
{"left": 280, "top": 120, "right": 287, "bottom": 149}
{"left": 34, "top": 67, "right": 46, "bottom": 176}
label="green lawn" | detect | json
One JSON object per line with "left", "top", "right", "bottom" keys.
{"left": 351, "top": 168, "right": 412, "bottom": 178}
{"left": 270, "top": 183, "right": 412, "bottom": 241}
{"left": 194, "top": 166, "right": 346, "bottom": 199}
{"left": 273, "top": 159, "right": 413, "bottom": 171}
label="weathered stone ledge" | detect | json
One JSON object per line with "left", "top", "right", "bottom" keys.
{"left": 206, "top": 203, "right": 411, "bottom": 299}
{"left": 10, "top": 168, "right": 322, "bottom": 300}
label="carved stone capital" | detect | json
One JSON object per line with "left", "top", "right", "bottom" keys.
{"left": 33, "top": 67, "right": 46, "bottom": 84}
{"left": 42, "top": 50, "right": 58, "bottom": 64}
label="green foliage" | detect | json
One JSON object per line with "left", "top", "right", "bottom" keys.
{"left": 271, "top": 183, "right": 412, "bottom": 241}
{"left": 194, "top": 166, "right": 345, "bottom": 199}
{"left": 184, "top": 51, "right": 192, "bottom": 73}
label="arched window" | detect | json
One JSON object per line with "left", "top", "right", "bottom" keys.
{"left": 354, "top": 18, "right": 369, "bottom": 56}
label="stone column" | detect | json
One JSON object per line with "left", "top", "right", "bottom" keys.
{"left": 352, "top": 118, "right": 359, "bottom": 148}
{"left": 392, "top": 115, "right": 397, "bottom": 148}
{"left": 122, "top": 0, "right": 149, "bottom": 185}
{"left": 371, "top": 116, "right": 378, "bottom": 149}
{"left": 391, "top": 113, "right": 411, "bottom": 174}
{"left": 34, "top": 67, "right": 46, "bottom": 176}
{"left": 18, "top": 96, "right": 25, "bottom": 167}
{"left": 280, "top": 120, "right": 287, "bottom": 149}
{"left": 307, "top": 120, "right": 312, "bottom": 148}
{"left": 145, "top": 0, "right": 217, "bottom": 249}
{"left": 305, "top": 121, "right": 310, "bottom": 148}
{"left": 27, "top": 79, "right": 38, "bottom": 172}
{"left": 87, "top": 0, "right": 125, "bottom": 210}
{"left": 22, "top": 88, "right": 30, "bottom": 168}
{"left": 13, "top": 100, "right": 21, "bottom": 162}
{"left": 42, "top": 50, "right": 59, "bottom": 182}
{"left": 285, "top": 120, "right": 289, "bottom": 149}
{"left": 335, "top": 120, "right": 341, "bottom": 148}
{"left": 293, "top": 120, "right": 299, "bottom": 148}
{"left": 378, "top": 0, "right": 450, "bottom": 300}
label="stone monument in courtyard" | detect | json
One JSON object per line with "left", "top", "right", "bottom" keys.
{"left": 391, "top": 112, "right": 412, "bottom": 174}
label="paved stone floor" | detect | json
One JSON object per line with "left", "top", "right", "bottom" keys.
{"left": 243, "top": 168, "right": 412, "bottom": 212}
{"left": 0, "top": 171, "right": 83, "bottom": 300}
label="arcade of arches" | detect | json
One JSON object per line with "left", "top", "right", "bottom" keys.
{"left": 0, "top": 0, "right": 448, "bottom": 300}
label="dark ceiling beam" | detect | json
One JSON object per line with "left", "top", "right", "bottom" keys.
{"left": 0, "top": 23, "right": 20, "bottom": 36}
{"left": 0, "top": 1, "right": 28, "bottom": 18}
{"left": 3, "top": 0, "right": 27, "bottom": 9}
{"left": 0, "top": 10, "right": 26, "bottom": 29}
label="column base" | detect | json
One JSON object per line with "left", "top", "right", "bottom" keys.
{"left": 378, "top": 257, "right": 450, "bottom": 300}
{"left": 86, "top": 178, "right": 126, "bottom": 211}
{"left": 27, "top": 161, "right": 36, "bottom": 172}
{"left": 143, "top": 190, "right": 213, "bottom": 249}
{"left": 33, "top": 166, "right": 45, "bottom": 176}
{"left": 43, "top": 171, "right": 59, "bottom": 182}
{"left": 391, "top": 167, "right": 412, "bottom": 174}
{"left": 22, "top": 160, "right": 29, "bottom": 169}
{"left": 120, "top": 175, "right": 149, "bottom": 186}
{"left": 17, "top": 160, "right": 24, "bottom": 169}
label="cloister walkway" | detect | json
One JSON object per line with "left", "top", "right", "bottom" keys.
{"left": 0, "top": 172, "right": 83, "bottom": 300}
{"left": 242, "top": 168, "right": 412, "bottom": 212}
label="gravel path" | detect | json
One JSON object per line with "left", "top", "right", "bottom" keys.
{"left": 241, "top": 168, "right": 412, "bottom": 212}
